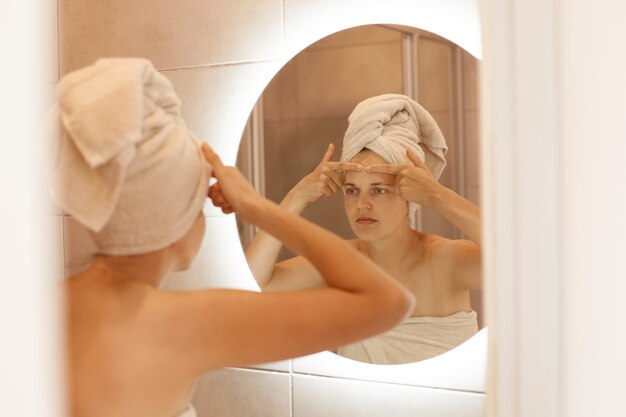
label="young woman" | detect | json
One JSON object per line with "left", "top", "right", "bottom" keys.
{"left": 245, "top": 94, "right": 482, "bottom": 364}
{"left": 55, "top": 59, "right": 414, "bottom": 417}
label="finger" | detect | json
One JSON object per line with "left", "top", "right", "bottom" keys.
{"left": 324, "top": 171, "right": 343, "bottom": 190}
{"left": 208, "top": 185, "right": 230, "bottom": 207}
{"left": 208, "top": 183, "right": 223, "bottom": 198}
{"left": 365, "top": 164, "right": 403, "bottom": 175}
{"left": 201, "top": 142, "right": 225, "bottom": 171}
{"left": 324, "top": 183, "right": 339, "bottom": 196}
{"left": 321, "top": 143, "right": 335, "bottom": 163}
{"left": 209, "top": 192, "right": 227, "bottom": 207}
{"left": 406, "top": 149, "right": 427, "bottom": 169}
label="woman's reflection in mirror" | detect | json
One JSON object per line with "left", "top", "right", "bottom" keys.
{"left": 245, "top": 94, "right": 482, "bottom": 364}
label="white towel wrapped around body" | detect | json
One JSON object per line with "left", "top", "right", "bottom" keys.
{"left": 50, "top": 58, "right": 211, "bottom": 256}
{"left": 340, "top": 94, "right": 448, "bottom": 177}
{"left": 336, "top": 311, "right": 478, "bottom": 365}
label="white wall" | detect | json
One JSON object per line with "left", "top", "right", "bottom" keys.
{"left": 0, "top": 2, "right": 63, "bottom": 417}
{"left": 483, "top": 0, "right": 626, "bottom": 416}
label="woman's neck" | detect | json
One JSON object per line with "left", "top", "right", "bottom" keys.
{"left": 363, "top": 225, "right": 422, "bottom": 266}
{"left": 89, "top": 250, "right": 176, "bottom": 288}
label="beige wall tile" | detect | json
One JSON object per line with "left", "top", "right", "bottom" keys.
{"left": 58, "top": 0, "right": 283, "bottom": 75}
{"left": 161, "top": 61, "right": 283, "bottom": 164}
{"left": 462, "top": 50, "right": 479, "bottom": 111}
{"left": 463, "top": 110, "right": 481, "bottom": 191}
{"left": 420, "top": 206, "right": 456, "bottom": 238}
{"left": 264, "top": 25, "right": 403, "bottom": 124}
{"left": 192, "top": 368, "right": 290, "bottom": 417}
{"left": 263, "top": 118, "right": 347, "bottom": 203}
{"left": 418, "top": 37, "right": 454, "bottom": 113}
{"left": 263, "top": 58, "right": 300, "bottom": 122}
{"left": 293, "top": 374, "right": 485, "bottom": 417}
{"left": 62, "top": 216, "right": 97, "bottom": 278}
{"left": 296, "top": 41, "right": 403, "bottom": 120}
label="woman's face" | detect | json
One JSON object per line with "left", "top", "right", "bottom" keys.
{"left": 343, "top": 151, "right": 409, "bottom": 241}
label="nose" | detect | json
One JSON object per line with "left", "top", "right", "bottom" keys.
{"left": 356, "top": 192, "right": 372, "bottom": 210}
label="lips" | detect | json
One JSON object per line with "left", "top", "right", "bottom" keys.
{"left": 356, "top": 216, "right": 377, "bottom": 225}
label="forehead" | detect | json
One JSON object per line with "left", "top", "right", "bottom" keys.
{"left": 345, "top": 151, "right": 396, "bottom": 185}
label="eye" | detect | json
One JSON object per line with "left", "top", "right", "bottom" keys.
{"left": 372, "top": 187, "right": 388, "bottom": 195}
{"left": 343, "top": 186, "right": 358, "bottom": 196}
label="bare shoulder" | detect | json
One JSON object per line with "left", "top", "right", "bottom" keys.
{"left": 270, "top": 254, "right": 325, "bottom": 291}
{"left": 417, "top": 232, "right": 481, "bottom": 290}
{"left": 269, "top": 239, "right": 363, "bottom": 291}
{"left": 419, "top": 232, "right": 478, "bottom": 260}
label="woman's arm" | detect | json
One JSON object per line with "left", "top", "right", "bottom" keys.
{"left": 245, "top": 143, "right": 361, "bottom": 289}
{"left": 158, "top": 145, "right": 414, "bottom": 373}
{"left": 426, "top": 185, "right": 481, "bottom": 246}
{"left": 367, "top": 149, "right": 481, "bottom": 245}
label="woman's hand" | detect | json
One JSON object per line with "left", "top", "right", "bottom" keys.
{"left": 202, "top": 143, "right": 267, "bottom": 223}
{"left": 365, "top": 149, "right": 444, "bottom": 207}
{"left": 286, "top": 144, "right": 362, "bottom": 207}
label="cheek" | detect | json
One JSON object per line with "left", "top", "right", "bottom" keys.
{"left": 380, "top": 194, "right": 409, "bottom": 216}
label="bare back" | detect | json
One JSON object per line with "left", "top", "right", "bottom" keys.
{"left": 65, "top": 273, "right": 197, "bottom": 417}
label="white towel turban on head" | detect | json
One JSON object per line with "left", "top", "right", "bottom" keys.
{"left": 340, "top": 94, "right": 448, "bottom": 220}
{"left": 340, "top": 94, "right": 448, "bottom": 178}
{"left": 50, "top": 58, "right": 211, "bottom": 256}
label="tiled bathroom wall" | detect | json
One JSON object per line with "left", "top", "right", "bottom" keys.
{"left": 56, "top": 1, "right": 485, "bottom": 416}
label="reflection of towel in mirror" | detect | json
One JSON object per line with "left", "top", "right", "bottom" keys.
{"left": 50, "top": 58, "right": 211, "bottom": 256}
{"left": 340, "top": 94, "right": 448, "bottom": 179}
{"left": 337, "top": 311, "right": 478, "bottom": 365}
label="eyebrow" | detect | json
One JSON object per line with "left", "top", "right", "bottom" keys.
{"left": 343, "top": 182, "right": 394, "bottom": 187}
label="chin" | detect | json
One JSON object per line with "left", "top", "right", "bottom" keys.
{"left": 351, "top": 224, "right": 382, "bottom": 241}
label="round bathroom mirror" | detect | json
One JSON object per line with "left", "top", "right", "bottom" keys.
{"left": 236, "top": 24, "right": 483, "bottom": 365}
